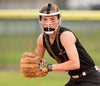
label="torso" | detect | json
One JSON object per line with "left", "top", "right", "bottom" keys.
{"left": 43, "top": 27, "right": 95, "bottom": 76}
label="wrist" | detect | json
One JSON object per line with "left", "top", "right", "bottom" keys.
{"left": 48, "top": 64, "right": 52, "bottom": 71}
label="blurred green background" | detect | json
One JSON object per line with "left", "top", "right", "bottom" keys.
{"left": 0, "top": 0, "right": 100, "bottom": 86}
{"left": 0, "top": 19, "right": 100, "bottom": 86}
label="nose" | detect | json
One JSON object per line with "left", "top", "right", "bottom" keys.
{"left": 43, "top": 24, "right": 51, "bottom": 28}
{"left": 45, "top": 20, "right": 52, "bottom": 23}
{"left": 43, "top": 21, "right": 52, "bottom": 27}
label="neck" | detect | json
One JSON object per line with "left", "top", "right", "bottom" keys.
{"left": 47, "top": 32, "right": 56, "bottom": 44}
{"left": 48, "top": 32, "right": 56, "bottom": 39}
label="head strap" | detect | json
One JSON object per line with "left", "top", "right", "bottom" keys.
{"left": 39, "top": 11, "right": 60, "bottom": 16}
{"left": 47, "top": 3, "right": 51, "bottom": 14}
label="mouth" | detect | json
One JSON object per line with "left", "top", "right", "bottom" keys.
{"left": 44, "top": 28, "right": 55, "bottom": 31}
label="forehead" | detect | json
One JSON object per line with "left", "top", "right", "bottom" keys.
{"left": 41, "top": 15, "right": 58, "bottom": 18}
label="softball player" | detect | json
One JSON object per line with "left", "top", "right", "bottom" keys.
{"left": 24, "top": 3, "right": 100, "bottom": 86}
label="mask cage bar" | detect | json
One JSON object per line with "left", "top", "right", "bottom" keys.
{"left": 39, "top": 11, "right": 61, "bottom": 21}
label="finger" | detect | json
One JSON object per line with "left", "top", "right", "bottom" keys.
{"left": 21, "top": 68, "right": 40, "bottom": 73}
{"left": 20, "top": 57, "right": 40, "bottom": 64}
{"left": 22, "top": 52, "right": 32, "bottom": 58}
{"left": 20, "top": 64, "right": 39, "bottom": 69}
{"left": 23, "top": 73, "right": 41, "bottom": 78}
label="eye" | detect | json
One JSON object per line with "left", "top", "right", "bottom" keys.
{"left": 43, "top": 18, "right": 47, "bottom": 21}
{"left": 42, "top": 18, "right": 47, "bottom": 23}
{"left": 51, "top": 18, "right": 55, "bottom": 21}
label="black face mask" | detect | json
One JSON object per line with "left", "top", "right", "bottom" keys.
{"left": 43, "top": 28, "right": 55, "bottom": 31}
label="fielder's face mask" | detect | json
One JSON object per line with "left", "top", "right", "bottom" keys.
{"left": 39, "top": 3, "right": 61, "bottom": 34}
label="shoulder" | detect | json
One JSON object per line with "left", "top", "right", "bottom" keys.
{"left": 37, "top": 33, "right": 43, "bottom": 41}
{"left": 60, "top": 27, "right": 72, "bottom": 32}
{"left": 60, "top": 31, "right": 76, "bottom": 46}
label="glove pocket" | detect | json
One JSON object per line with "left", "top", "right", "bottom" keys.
{"left": 21, "top": 57, "right": 40, "bottom": 64}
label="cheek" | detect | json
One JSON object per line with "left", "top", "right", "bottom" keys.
{"left": 42, "top": 23, "right": 59, "bottom": 28}
{"left": 42, "top": 24, "right": 47, "bottom": 27}
{"left": 51, "top": 24, "right": 57, "bottom": 27}
{"left": 51, "top": 23, "right": 58, "bottom": 27}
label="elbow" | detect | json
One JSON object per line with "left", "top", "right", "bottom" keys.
{"left": 74, "top": 62, "right": 80, "bottom": 69}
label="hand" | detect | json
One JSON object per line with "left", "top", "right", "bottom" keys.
{"left": 20, "top": 52, "right": 50, "bottom": 78}
{"left": 22, "top": 52, "right": 36, "bottom": 58}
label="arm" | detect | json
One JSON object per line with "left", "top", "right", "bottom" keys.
{"left": 20, "top": 34, "right": 48, "bottom": 78}
{"left": 35, "top": 33, "right": 45, "bottom": 59}
{"left": 52, "top": 31, "right": 80, "bottom": 71}
{"left": 22, "top": 33, "right": 45, "bottom": 59}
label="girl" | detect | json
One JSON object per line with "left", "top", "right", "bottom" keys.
{"left": 22, "top": 3, "right": 100, "bottom": 86}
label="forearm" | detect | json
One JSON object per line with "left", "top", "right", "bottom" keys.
{"left": 35, "top": 47, "right": 45, "bottom": 59}
{"left": 52, "top": 60, "right": 80, "bottom": 71}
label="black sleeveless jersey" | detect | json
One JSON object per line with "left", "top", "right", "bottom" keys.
{"left": 43, "top": 27, "right": 95, "bottom": 76}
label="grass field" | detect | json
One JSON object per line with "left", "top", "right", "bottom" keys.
{"left": 0, "top": 71, "right": 69, "bottom": 86}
